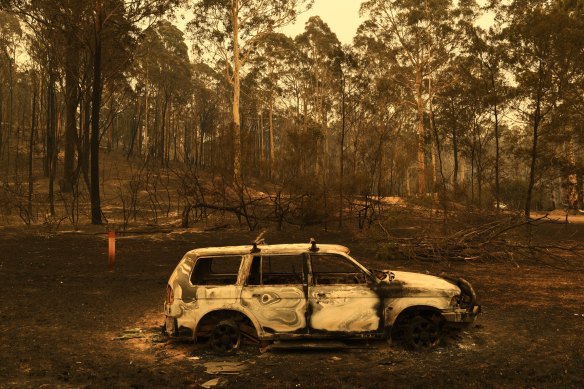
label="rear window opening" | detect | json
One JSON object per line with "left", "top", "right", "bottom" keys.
{"left": 247, "top": 254, "right": 305, "bottom": 285}
{"left": 191, "top": 256, "right": 243, "bottom": 285}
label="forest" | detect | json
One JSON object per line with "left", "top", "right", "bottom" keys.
{"left": 0, "top": 0, "right": 582, "bottom": 231}
{"left": 1, "top": 1, "right": 584, "bottom": 388}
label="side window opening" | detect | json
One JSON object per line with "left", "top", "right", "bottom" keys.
{"left": 310, "top": 254, "right": 370, "bottom": 285}
{"left": 191, "top": 256, "right": 243, "bottom": 285}
{"left": 247, "top": 254, "right": 304, "bottom": 286}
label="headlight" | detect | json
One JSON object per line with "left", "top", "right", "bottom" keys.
{"left": 450, "top": 295, "right": 460, "bottom": 307}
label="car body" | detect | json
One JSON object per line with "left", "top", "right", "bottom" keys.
{"left": 164, "top": 241, "right": 480, "bottom": 351}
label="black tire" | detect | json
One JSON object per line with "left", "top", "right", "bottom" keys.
{"left": 209, "top": 320, "right": 241, "bottom": 353}
{"left": 404, "top": 315, "right": 442, "bottom": 350}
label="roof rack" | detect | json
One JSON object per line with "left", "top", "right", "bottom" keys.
{"left": 251, "top": 231, "right": 267, "bottom": 253}
{"left": 309, "top": 238, "right": 319, "bottom": 252}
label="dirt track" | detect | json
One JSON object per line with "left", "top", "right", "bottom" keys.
{"left": 1, "top": 227, "right": 583, "bottom": 388}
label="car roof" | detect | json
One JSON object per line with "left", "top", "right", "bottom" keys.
{"left": 185, "top": 243, "right": 350, "bottom": 258}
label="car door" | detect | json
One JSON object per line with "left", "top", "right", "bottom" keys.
{"left": 308, "top": 253, "right": 381, "bottom": 334}
{"left": 240, "top": 253, "right": 308, "bottom": 334}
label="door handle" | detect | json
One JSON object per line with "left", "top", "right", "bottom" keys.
{"left": 316, "top": 293, "right": 327, "bottom": 298}
{"left": 251, "top": 293, "right": 261, "bottom": 298}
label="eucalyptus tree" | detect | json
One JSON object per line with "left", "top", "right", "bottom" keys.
{"left": 86, "top": 0, "right": 181, "bottom": 223}
{"left": 554, "top": 0, "right": 584, "bottom": 211}
{"left": 0, "top": 10, "right": 22, "bottom": 171}
{"left": 24, "top": 9, "right": 66, "bottom": 214}
{"left": 352, "top": 20, "right": 408, "bottom": 197}
{"left": 189, "top": 0, "right": 313, "bottom": 181}
{"left": 190, "top": 62, "right": 225, "bottom": 168}
{"left": 136, "top": 19, "right": 191, "bottom": 162}
{"left": 464, "top": 24, "right": 509, "bottom": 209}
{"left": 361, "top": 0, "right": 459, "bottom": 196}
{"left": 425, "top": 2, "right": 506, "bottom": 207}
{"left": 5, "top": 0, "right": 179, "bottom": 223}
{"left": 247, "top": 33, "right": 297, "bottom": 179}
{"left": 503, "top": 0, "right": 584, "bottom": 217}
{"left": 8, "top": 1, "right": 88, "bottom": 193}
{"left": 295, "top": 16, "right": 343, "bottom": 178}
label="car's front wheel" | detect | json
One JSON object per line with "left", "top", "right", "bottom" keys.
{"left": 404, "top": 315, "right": 442, "bottom": 350}
{"left": 209, "top": 320, "right": 241, "bottom": 353}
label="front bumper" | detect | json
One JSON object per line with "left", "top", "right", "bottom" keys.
{"left": 442, "top": 304, "right": 481, "bottom": 324}
{"left": 442, "top": 276, "right": 480, "bottom": 324}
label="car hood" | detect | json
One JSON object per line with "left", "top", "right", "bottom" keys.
{"left": 387, "top": 270, "right": 460, "bottom": 296}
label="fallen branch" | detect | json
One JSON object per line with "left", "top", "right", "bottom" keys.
{"left": 376, "top": 215, "right": 584, "bottom": 268}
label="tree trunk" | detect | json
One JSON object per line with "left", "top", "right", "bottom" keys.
{"left": 470, "top": 142, "right": 475, "bottom": 204}
{"left": 0, "top": 83, "right": 3, "bottom": 157}
{"left": 269, "top": 95, "right": 274, "bottom": 180}
{"left": 28, "top": 75, "right": 38, "bottom": 221}
{"left": 459, "top": 158, "right": 465, "bottom": 189}
{"left": 429, "top": 91, "right": 448, "bottom": 209}
{"left": 63, "top": 47, "right": 78, "bottom": 193}
{"left": 127, "top": 101, "right": 141, "bottom": 159}
{"left": 259, "top": 111, "right": 264, "bottom": 168}
{"left": 452, "top": 123, "right": 459, "bottom": 189}
{"left": 577, "top": 173, "right": 583, "bottom": 211}
{"left": 183, "top": 112, "right": 189, "bottom": 163}
{"left": 564, "top": 134, "right": 578, "bottom": 211}
{"left": 172, "top": 104, "right": 176, "bottom": 162}
{"left": 431, "top": 140, "right": 436, "bottom": 192}
{"left": 44, "top": 78, "right": 54, "bottom": 177}
{"left": 525, "top": 65, "right": 544, "bottom": 219}
{"left": 15, "top": 87, "right": 24, "bottom": 177}
{"left": 81, "top": 95, "right": 91, "bottom": 191}
{"left": 159, "top": 95, "right": 168, "bottom": 163}
{"left": 143, "top": 72, "right": 149, "bottom": 157}
{"left": 49, "top": 111, "right": 60, "bottom": 216}
{"left": 525, "top": 116, "right": 539, "bottom": 219}
{"left": 492, "top": 72, "right": 501, "bottom": 211}
{"left": 198, "top": 114, "right": 205, "bottom": 167}
{"left": 339, "top": 74, "right": 346, "bottom": 228}
{"left": 6, "top": 53, "right": 14, "bottom": 172}
{"left": 231, "top": 0, "right": 242, "bottom": 181}
{"left": 154, "top": 93, "right": 159, "bottom": 158}
{"left": 90, "top": 5, "right": 103, "bottom": 225}
{"left": 415, "top": 65, "right": 426, "bottom": 196}
{"left": 45, "top": 74, "right": 57, "bottom": 213}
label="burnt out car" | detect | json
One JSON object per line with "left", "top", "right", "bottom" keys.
{"left": 164, "top": 240, "right": 480, "bottom": 352}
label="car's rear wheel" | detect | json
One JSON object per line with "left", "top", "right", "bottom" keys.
{"left": 209, "top": 320, "right": 241, "bottom": 353}
{"left": 405, "top": 315, "right": 442, "bottom": 350}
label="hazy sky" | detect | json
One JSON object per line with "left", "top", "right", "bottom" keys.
{"left": 280, "top": 0, "right": 364, "bottom": 45}
{"left": 279, "top": 0, "right": 494, "bottom": 45}
{"left": 178, "top": 1, "right": 493, "bottom": 50}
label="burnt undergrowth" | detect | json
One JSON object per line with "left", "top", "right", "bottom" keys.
{"left": 374, "top": 209, "right": 584, "bottom": 269}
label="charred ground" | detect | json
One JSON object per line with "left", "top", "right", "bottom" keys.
{"left": 1, "top": 223, "right": 584, "bottom": 388}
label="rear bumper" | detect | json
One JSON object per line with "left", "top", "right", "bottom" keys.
{"left": 165, "top": 316, "right": 178, "bottom": 336}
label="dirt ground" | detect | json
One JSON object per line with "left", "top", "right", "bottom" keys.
{"left": 1, "top": 225, "right": 584, "bottom": 388}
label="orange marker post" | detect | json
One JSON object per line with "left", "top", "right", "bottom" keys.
{"left": 108, "top": 231, "right": 116, "bottom": 271}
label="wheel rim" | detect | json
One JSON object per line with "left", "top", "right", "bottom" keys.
{"left": 211, "top": 323, "right": 240, "bottom": 352}
{"left": 410, "top": 318, "right": 440, "bottom": 348}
